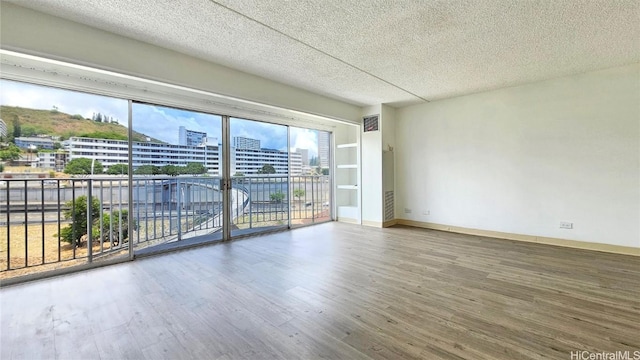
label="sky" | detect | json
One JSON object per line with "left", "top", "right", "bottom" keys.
{"left": 0, "top": 80, "right": 321, "bottom": 156}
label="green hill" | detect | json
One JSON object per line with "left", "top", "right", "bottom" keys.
{"left": 0, "top": 106, "right": 160, "bottom": 142}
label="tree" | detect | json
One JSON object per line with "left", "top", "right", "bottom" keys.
{"left": 293, "top": 189, "right": 305, "bottom": 201}
{"left": 107, "top": 163, "right": 129, "bottom": 175}
{"left": 183, "top": 162, "right": 206, "bottom": 175}
{"left": 0, "top": 144, "right": 21, "bottom": 161}
{"left": 12, "top": 116, "right": 21, "bottom": 139}
{"left": 0, "top": 163, "right": 4, "bottom": 172}
{"left": 64, "top": 158, "right": 103, "bottom": 175}
{"left": 161, "top": 164, "right": 179, "bottom": 176}
{"left": 134, "top": 165, "right": 160, "bottom": 175}
{"left": 60, "top": 195, "right": 100, "bottom": 247}
{"left": 270, "top": 191, "right": 285, "bottom": 203}
{"left": 321, "top": 168, "right": 329, "bottom": 175}
{"left": 258, "top": 164, "right": 276, "bottom": 174}
{"left": 233, "top": 172, "right": 245, "bottom": 177}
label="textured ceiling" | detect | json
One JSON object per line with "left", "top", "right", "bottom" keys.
{"left": 5, "top": 0, "right": 640, "bottom": 107}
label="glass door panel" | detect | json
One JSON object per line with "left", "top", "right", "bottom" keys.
{"left": 289, "top": 128, "right": 331, "bottom": 227}
{"left": 229, "top": 118, "right": 289, "bottom": 236}
{"left": 131, "top": 103, "right": 223, "bottom": 254}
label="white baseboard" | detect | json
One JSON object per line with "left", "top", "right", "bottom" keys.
{"left": 396, "top": 219, "right": 640, "bottom": 256}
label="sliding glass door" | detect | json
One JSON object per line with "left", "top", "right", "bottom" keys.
{"left": 289, "top": 127, "right": 332, "bottom": 227}
{"left": 0, "top": 77, "right": 335, "bottom": 280}
{"left": 131, "top": 103, "right": 224, "bottom": 254}
{"left": 229, "top": 117, "right": 289, "bottom": 236}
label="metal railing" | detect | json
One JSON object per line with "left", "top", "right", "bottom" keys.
{"left": 0, "top": 175, "right": 331, "bottom": 278}
{"left": 230, "top": 175, "right": 330, "bottom": 230}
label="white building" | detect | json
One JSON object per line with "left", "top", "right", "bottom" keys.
{"left": 233, "top": 136, "right": 261, "bottom": 150}
{"left": 67, "top": 137, "right": 221, "bottom": 174}
{"left": 232, "top": 147, "right": 301, "bottom": 175}
{"left": 66, "top": 137, "right": 302, "bottom": 175}
{"left": 295, "top": 148, "right": 309, "bottom": 165}
{"left": 318, "top": 131, "right": 329, "bottom": 168}
{"left": 178, "top": 126, "right": 207, "bottom": 146}
{"left": 0, "top": 118, "right": 7, "bottom": 139}
{"left": 37, "top": 152, "right": 68, "bottom": 171}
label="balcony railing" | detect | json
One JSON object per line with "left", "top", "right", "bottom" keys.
{"left": 0, "top": 175, "right": 330, "bottom": 280}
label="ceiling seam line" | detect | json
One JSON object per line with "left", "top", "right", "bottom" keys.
{"left": 207, "top": 0, "right": 429, "bottom": 103}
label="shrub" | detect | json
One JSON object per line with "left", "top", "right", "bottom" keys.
{"left": 94, "top": 210, "right": 134, "bottom": 246}
{"left": 270, "top": 191, "right": 285, "bottom": 203}
{"left": 60, "top": 195, "right": 100, "bottom": 247}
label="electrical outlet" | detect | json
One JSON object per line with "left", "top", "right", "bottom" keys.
{"left": 559, "top": 222, "right": 573, "bottom": 229}
{"left": 404, "top": 208, "right": 412, "bottom": 214}
{"left": 422, "top": 210, "right": 430, "bottom": 215}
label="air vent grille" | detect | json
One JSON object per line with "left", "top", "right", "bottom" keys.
{"left": 384, "top": 191, "right": 394, "bottom": 221}
{"left": 363, "top": 115, "right": 379, "bottom": 132}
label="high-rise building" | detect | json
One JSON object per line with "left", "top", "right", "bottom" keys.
{"left": 0, "top": 118, "right": 7, "bottom": 139}
{"left": 295, "top": 148, "right": 309, "bottom": 165}
{"left": 178, "top": 126, "right": 207, "bottom": 146}
{"left": 233, "top": 136, "right": 260, "bottom": 150}
{"left": 318, "top": 131, "right": 330, "bottom": 168}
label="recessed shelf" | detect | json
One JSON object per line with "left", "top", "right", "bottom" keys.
{"left": 337, "top": 164, "right": 357, "bottom": 169}
{"left": 338, "top": 205, "right": 359, "bottom": 220}
{"left": 337, "top": 143, "right": 357, "bottom": 149}
{"left": 337, "top": 185, "right": 358, "bottom": 190}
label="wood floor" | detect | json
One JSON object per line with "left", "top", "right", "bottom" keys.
{"left": 1, "top": 222, "right": 639, "bottom": 359}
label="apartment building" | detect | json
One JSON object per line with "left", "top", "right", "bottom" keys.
{"left": 65, "top": 136, "right": 302, "bottom": 175}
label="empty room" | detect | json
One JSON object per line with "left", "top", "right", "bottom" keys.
{"left": 0, "top": 1, "right": 639, "bottom": 359}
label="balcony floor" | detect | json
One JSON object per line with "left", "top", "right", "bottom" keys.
{"left": 1, "top": 222, "right": 639, "bottom": 359}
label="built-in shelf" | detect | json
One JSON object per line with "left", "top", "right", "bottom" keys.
{"left": 336, "top": 139, "right": 360, "bottom": 224}
{"left": 337, "top": 185, "right": 358, "bottom": 190}
{"left": 337, "top": 205, "right": 359, "bottom": 220}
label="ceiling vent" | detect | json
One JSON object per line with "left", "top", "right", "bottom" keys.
{"left": 363, "top": 115, "right": 379, "bottom": 132}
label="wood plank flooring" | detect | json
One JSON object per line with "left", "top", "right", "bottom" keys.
{"left": 1, "top": 222, "right": 639, "bottom": 359}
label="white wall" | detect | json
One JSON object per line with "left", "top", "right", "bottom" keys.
{"left": 0, "top": 3, "right": 360, "bottom": 124}
{"left": 396, "top": 64, "right": 640, "bottom": 248}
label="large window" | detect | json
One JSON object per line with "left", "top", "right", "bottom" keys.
{"left": 0, "top": 79, "right": 333, "bottom": 281}
{"left": 0, "top": 79, "right": 129, "bottom": 274}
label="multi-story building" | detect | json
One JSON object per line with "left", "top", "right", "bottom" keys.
{"left": 318, "top": 131, "right": 330, "bottom": 168}
{"left": 15, "top": 136, "right": 55, "bottom": 150}
{"left": 295, "top": 148, "right": 309, "bottom": 165}
{"left": 37, "top": 151, "right": 68, "bottom": 171}
{"left": 232, "top": 147, "right": 301, "bottom": 175}
{"left": 67, "top": 137, "right": 221, "bottom": 175}
{"left": 0, "top": 118, "right": 7, "bottom": 139}
{"left": 233, "top": 136, "right": 260, "bottom": 150}
{"left": 65, "top": 136, "right": 302, "bottom": 175}
{"left": 178, "top": 126, "right": 207, "bottom": 146}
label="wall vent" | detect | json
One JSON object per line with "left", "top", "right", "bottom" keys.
{"left": 384, "top": 191, "right": 394, "bottom": 221}
{"left": 363, "top": 115, "right": 379, "bottom": 132}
